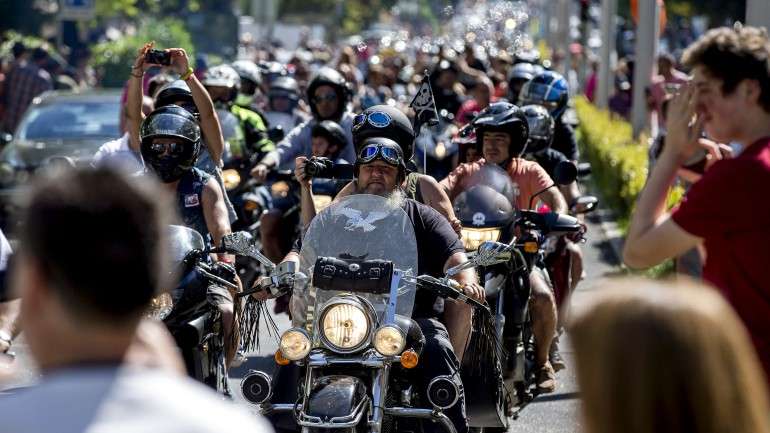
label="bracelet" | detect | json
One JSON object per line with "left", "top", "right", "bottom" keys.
{"left": 180, "top": 66, "right": 194, "bottom": 81}
{"left": 130, "top": 67, "right": 144, "bottom": 78}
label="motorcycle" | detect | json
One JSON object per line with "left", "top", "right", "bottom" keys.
{"left": 147, "top": 226, "right": 277, "bottom": 395}
{"left": 452, "top": 162, "right": 583, "bottom": 420}
{"left": 238, "top": 194, "right": 507, "bottom": 433}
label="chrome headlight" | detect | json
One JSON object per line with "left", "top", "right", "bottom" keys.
{"left": 222, "top": 169, "right": 241, "bottom": 191}
{"left": 460, "top": 228, "right": 501, "bottom": 251}
{"left": 146, "top": 293, "right": 174, "bottom": 320}
{"left": 320, "top": 300, "right": 371, "bottom": 353}
{"left": 279, "top": 328, "right": 311, "bottom": 360}
{"left": 373, "top": 325, "right": 406, "bottom": 356}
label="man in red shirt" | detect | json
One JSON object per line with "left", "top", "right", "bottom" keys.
{"left": 624, "top": 25, "right": 770, "bottom": 383}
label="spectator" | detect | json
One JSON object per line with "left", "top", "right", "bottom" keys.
{"left": 648, "top": 53, "right": 690, "bottom": 133}
{"left": 1, "top": 47, "right": 53, "bottom": 134}
{"left": 0, "top": 42, "right": 28, "bottom": 123}
{"left": 455, "top": 76, "right": 495, "bottom": 126}
{"left": 584, "top": 58, "right": 599, "bottom": 102}
{"left": 623, "top": 25, "right": 770, "bottom": 384}
{"left": 0, "top": 168, "right": 271, "bottom": 432}
{"left": 571, "top": 279, "right": 770, "bottom": 433}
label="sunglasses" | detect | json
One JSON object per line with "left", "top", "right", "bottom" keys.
{"left": 358, "top": 143, "right": 402, "bottom": 166}
{"left": 150, "top": 141, "right": 185, "bottom": 155}
{"left": 353, "top": 111, "right": 392, "bottom": 130}
{"left": 312, "top": 93, "right": 338, "bottom": 104}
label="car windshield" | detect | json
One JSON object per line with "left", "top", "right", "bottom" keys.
{"left": 17, "top": 99, "right": 120, "bottom": 141}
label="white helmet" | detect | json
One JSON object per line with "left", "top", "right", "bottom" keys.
{"left": 202, "top": 64, "right": 240, "bottom": 90}
{"left": 231, "top": 60, "right": 262, "bottom": 87}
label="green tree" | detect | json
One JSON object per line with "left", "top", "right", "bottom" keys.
{"left": 90, "top": 17, "right": 195, "bottom": 88}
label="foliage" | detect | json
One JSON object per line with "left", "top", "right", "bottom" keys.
{"left": 574, "top": 96, "right": 683, "bottom": 228}
{"left": 89, "top": 17, "right": 195, "bottom": 88}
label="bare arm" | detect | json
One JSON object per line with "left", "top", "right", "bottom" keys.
{"left": 201, "top": 178, "right": 233, "bottom": 263}
{"left": 417, "top": 175, "right": 462, "bottom": 234}
{"left": 126, "top": 45, "right": 153, "bottom": 152}
{"left": 623, "top": 85, "right": 703, "bottom": 268}
{"left": 167, "top": 48, "right": 224, "bottom": 166}
{"left": 539, "top": 186, "right": 568, "bottom": 214}
{"left": 443, "top": 251, "right": 482, "bottom": 362}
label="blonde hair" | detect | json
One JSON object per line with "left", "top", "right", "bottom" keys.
{"left": 570, "top": 278, "right": 770, "bottom": 433}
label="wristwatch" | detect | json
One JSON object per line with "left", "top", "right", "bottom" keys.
{"left": 0, "top": 330, "right": 12, "bottom": 353}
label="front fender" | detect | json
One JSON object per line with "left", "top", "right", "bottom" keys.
{"left": 305, "top": 375, "right": 368, "bottom": 421}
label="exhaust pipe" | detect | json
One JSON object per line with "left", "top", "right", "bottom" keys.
{"left": 427, "top": 375, "right": 459, "bottom": 409}
{"left": 241, "top": 370, "right": 272, "bottom": 404}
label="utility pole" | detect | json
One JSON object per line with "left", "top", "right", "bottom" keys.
{"left": 746, "top": 0, "right": 770, "bottom": 29}
{"left": 631, "top": 0, "right": 659, "bottom": 137}
{"left": 597, "top": 0, "right": 616, "bottom": 109}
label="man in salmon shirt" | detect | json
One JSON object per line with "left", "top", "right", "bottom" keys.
{"left": 441, "top": 101, "right": 567, "bottom": 392}
{"left": 624, "top": 25, "right": 770, "bottom": 384}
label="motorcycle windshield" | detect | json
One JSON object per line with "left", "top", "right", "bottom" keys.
{"left": 294, "top": 194, "right": 418, "bottom": 330}
{"left": 168, "top": 225, "right": 205, "bottom": 270}
{"left": 453, "top": 163, "right": 518, "bottom": 228}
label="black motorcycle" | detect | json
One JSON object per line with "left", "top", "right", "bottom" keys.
{"left": 238, "top": 194, "right": 507, "bottom": 433}
{"left": 451, "top": 162, "right": 583, "bottom": 422}
{"left": 148, "top": 226, "right": 276, "bottom": 395}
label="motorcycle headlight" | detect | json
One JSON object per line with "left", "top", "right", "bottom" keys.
{"left": 460, "top": 228, "right": 501, "bottom": 251}
{"left": 222, "top": 169, "right": 241, "bottom": 191}
{"left": 279, "top": 328, "right": 311, "bottom": 361}
{"left": 320, "top": 301, "right": 371, "bottom": 352}
{"left": 146, "top": 292, "right": 174, "bottom": 320}
{"left": 373, "top": 325, "right": 406, "bottom": 356}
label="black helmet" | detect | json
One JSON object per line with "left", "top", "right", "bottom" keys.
{"left": 519, "top": 70, "right": 569, "bottom": 119}
{"left": 354, "top": 136, "right": 407, "bottom": 183}
{"left": 521, "top": 104, "right": 554, "bottom": 153}
{"left": 306, "top": 67, "right": 351, "bottom": 121}
{"left": 351, "top": 104, "right": 414, "bottom": 160}
{"left": 140, "top": 105, "right": 201, "bottom": 183}
{"left": 155, "top": 80, "right": 194, "bottom": 109}
{"left": 473, "top": 101, "right": 529, "bottom": 158}
{"left": 311, "top": 120, "right": 348, "bottom": 153}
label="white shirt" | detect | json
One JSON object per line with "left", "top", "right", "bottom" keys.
{"left": 92, "top": 133, "right": 144, "bottom": 174}
{"left": 0, "top": 366, "right": 273, "bottom": 433}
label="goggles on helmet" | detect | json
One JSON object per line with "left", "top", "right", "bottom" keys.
{"left": 353, "top": 111, "right": 392, "bottom": 131}
{"left": 357, "top": 142, "right": 403, "bottom": 166}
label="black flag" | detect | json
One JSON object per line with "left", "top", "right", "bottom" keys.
{"left": 409, "top": 70, "right": 440, "bottom": 138}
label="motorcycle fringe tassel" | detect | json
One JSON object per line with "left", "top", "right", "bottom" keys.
{"left": 464, "top": 307, "right": 507, "bottom": 383}
{"left": 236, "top": 296, "right": 280, "bottom": 352}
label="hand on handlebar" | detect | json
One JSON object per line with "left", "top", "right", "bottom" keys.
{"left": 460, "top": 281, "right": 485, "bottom": 303}
{"left": 250, "top": 276, "right": 273, "bottom": 301}
{"left": 250, "top": 162, "right": 270, "bottom": 183}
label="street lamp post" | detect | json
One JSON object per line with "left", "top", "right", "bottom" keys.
{"left": 597, "top": 0, "right": 616, "bottom": 109}
{"left": 631, "top": 0, "right": 659, "bottom": 137}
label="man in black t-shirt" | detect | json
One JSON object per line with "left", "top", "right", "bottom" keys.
{"left": 254, "top": 135, "right": 483, "bottom": 433}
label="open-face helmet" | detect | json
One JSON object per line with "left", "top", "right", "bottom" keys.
{"left": 351, "top": 104, "right": 414, "bottom": 160}
{"left": 472, "top": 101, "right": 530, "bottom": 158}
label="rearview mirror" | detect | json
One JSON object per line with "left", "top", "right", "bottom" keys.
{"left": 0, "top": 133, "right": 12, "bottom": 147}
{"left": 571, "top": 195, "right": 598, "bottom": 214}
{"left": 553, "top": 161, "right": 577, "bottom": 185}
{"left": 220, "top": 231, "right": 276, "bottom": 271}
{"left": 474, "top": 241, "right": 512, "bottom": 266}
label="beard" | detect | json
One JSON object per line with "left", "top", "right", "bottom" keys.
{"left": 355, "top": 181, "right": 405, "bottom": 208}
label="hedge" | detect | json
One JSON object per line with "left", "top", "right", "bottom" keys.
{"left": 574, "top": 96, "right": 683, "bottom": 230}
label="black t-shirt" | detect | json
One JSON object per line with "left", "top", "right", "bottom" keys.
{"left": 293, "top": 198, "right": 464, "bottom": 318}
{"left": 528, "top": 148, "right": 569, "bottom": 178}
{"left": 552, "top": 120, "right": 579, "bottom": 161}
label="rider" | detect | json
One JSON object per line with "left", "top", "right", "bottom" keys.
{"left": 519, "top": 70, "right": 582, "bottom": 204}
{"left": 201, "top": 64, "right": 274, "bottom": 163}
{"left": 507, "top": 61, "right": 538, "bottom": 104}
{"left": 264, "top": 75, "right": 309, "bottom": 134}
{"left": 440, "top": 101, "right": 566, "bottom": 392}
{"left": 139, "top": 105, "right": 240, "bottom": 366}
{"left": 251, "top": 67, "right": 356, "bottom": 263}
{"left": 316, "top": 104, "right": 462, "bottom": 234}
{"left": 258, "top": 133, "right": 485, "bottom": 433}
{"left": 230, "top": 59, "right": 264, "bottom": 112}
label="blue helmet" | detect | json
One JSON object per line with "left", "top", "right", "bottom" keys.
{"left": 518, "top": 71, "right": 569, "bottom": 120}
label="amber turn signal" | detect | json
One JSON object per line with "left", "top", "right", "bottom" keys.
{"left": 400, "top": 349, "right": 419, "bottom": 369}
{"left": 523, "top": 241, "right": 539, "bottom": 253}
{"left": 275, "top": 349, "right": 290, "bottom": 366}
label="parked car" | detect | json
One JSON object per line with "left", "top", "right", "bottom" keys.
{"left": 0, "top": 90, "right": 122, "bottom": 231}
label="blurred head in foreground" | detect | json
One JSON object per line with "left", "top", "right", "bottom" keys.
{"left": 570, "top": 279, "right": 770, "bottom": 433}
